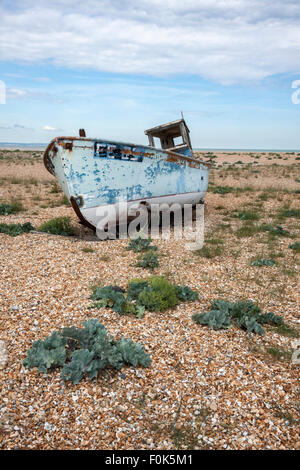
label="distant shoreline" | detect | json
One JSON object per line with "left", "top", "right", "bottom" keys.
{"left": 0, "top": 142, "right": 299, "bottom": 153}
{"left": 0, "top": 143, "right": 47, "bottom": 150}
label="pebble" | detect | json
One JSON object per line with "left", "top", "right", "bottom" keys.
{"left": 0, "top": 341, "right": 8, "bottom": 369}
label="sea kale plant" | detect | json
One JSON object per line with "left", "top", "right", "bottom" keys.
{"left": 126, "top": 235, "right": 158, "bottom": 253}
{"left": 251, "top": 259, "right": 276, "bottom": 267}
{"left": 90, "top": 276, "right": 199, "bottom": 316}
{"left": 126, "top": 235, "right": 160, "bottom": 270}
{"left": 192, "top": 299, "right": 285, "bottom": 335}
{"left": 23, "top": 319, "right": 151, "bottom": 384}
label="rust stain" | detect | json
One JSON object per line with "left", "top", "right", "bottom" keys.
{"left": 143, "top": 152, "right": 156, "bottom": 159}
{"left": 70, "top": 196, "right": 95, "bottom": 231}
{"left": 43, "top": 135, "right": 211, "bottom": 179}
{"left": 166, "top": 150, "right": 209, "bottom": 169}
{"left": 60, "top": 141, "right": 73, "bottom": 151}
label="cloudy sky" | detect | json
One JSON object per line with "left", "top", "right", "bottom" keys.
{"left": 0, "top": 0, "right": 300, "bottom": 148}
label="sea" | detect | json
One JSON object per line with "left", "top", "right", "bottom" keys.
{"left": 0, "top": 142, "right": 47, "bottom": 150}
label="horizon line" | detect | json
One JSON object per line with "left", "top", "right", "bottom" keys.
{"left": 0, "top": 142, "right": 299, "bottom": 153}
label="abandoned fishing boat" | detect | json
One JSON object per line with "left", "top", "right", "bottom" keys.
{"left": 43, "top": 119, "right": 210, "bottom": 230}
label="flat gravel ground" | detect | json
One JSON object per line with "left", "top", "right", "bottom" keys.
{"left": 0, "top": 150, "right": 299, "bottom": 450}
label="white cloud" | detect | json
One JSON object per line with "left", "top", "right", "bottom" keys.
{"left": 5, "top": 86, "right": 64, "bottom": 103}
{"left": 43, "top": 125, "right": 57, "bottom": 131}
{"left": 0, "top": 1, "right": 300, "bottom": 84}
{"left": 7, "top": 88, "right": 28, "bottom": 98}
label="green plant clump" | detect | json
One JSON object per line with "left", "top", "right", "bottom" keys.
{"left": 89, "top": 285, "right": 141, "bottom": 316}
{"left": 136, "top": 276, "right": 179, "bottom": 312}
{"left": 192, "top": 299, "right": 285, "bottom": 335}
{"left": 251, "top": 259, "right": 276, "bottom": 267}
{"left": 136, "top": 251, "right": 159, "bottom": 270}
{"left": 39, "top": 216, "right": 76, "bottom": 236}
{"left": 23, "top": 332, "right": 67, "bottom": 373}
{"left": 126, "top": 235, "right": 158, "bottom": 253}
{"left": 237, "top": 223, "right": 291, "bottom": 239}
{"left": 0, "top": 222, "right": 34, "bottom": 237}
{"left": 174, "top": 285, "right": 199, "bottom": 302}
{"left": 0, "top": 203, "right": 15, "bottom": 215}
{"left": 289, "top": 242, "right": 300, "bottom": 253}
{"left": 90, "top": 276, "right": 199, "bottom": 316}
{"left": 259, "top": 224, "right": 290, "bottom": 237}
{"left": 23, "top": 319, "right": 151, "bottom": 384}
{"left": 0, "top": 200, "right": 23, "bottom": 215}
{"left": 279, "top": 209, "right": 300, "bottom": 219}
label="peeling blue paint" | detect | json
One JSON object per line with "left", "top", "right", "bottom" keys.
{"left": 47, "top": 138, "right": 209, "bottom": 210}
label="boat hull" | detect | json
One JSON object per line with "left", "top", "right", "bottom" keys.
{"left": 44, "top": 137, "right": 210, "bottom": 230}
